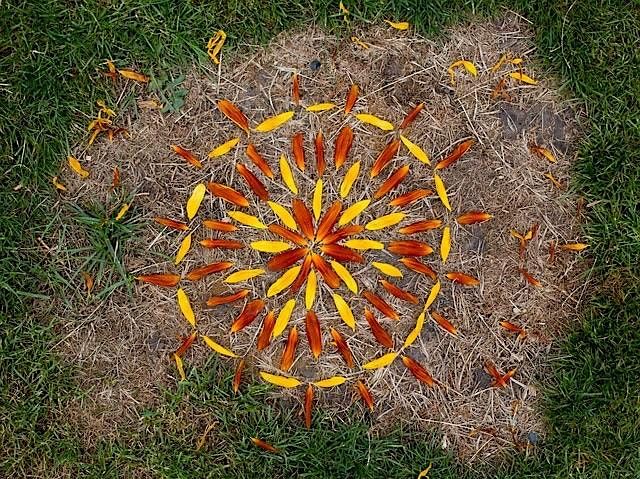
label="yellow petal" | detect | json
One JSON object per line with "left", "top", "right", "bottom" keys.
{"left": 340, "top": 161, "right": 361, "bottom": 198}
{"left": 313, "top": 376, "right": 347, "bottom": 388}
{"left": 255, "top": 111, "right": 294, "bottom": 132}
{"left": 260, "top": 371, "right": 301, "bottom": 388}
{"left": 273, "top": 299, "right": 296, "bottom": 337}
{"left": 509, "top": 71, "right": 538, "bottom": 85}
{"left": 384, "top": 20, "right": 410, "bottom": 30}
{"left": 351, "top": 36, "right": 369, "bottom": 49}
{"left": 224, "top": 269, "right": 265, "bottom": 283}
{"left": 177, "top": 288, "right": 196, "bottom": 326}
{"left": 208, "top": 137, "right": 239, "bottom": 158}
{"left": 228, "top": 211, "right": 266, "bottom": 229}
{"left": 448, "top": 60, "right": 478, "bottom": 84}
{"left": 206, "top": 30, "right": 227, "bottom": 65}
{"left": 201, "top": 335, "right": 237, "bottom": 357}
{"left": 344, "top": 239, "right": 384, "bottom": 250}
{"left": 250, "top": 240, "right": 291, "bottom": 253}
{"left": 417, "top": 463, "right": 433, "bottom": 479}
{"left": 330, "top": 261, "right": 358, "bottom": 294}
{"left": 400, "top": 135, "right": 430, "bottom": 164}
{"left": 338, "top": 199, "right": 370, "bottom": 226}
{"left": 339, "top": 1, "right": 349, "bottom": 15}
{"left": 68, "top": 156, "right": 89, "bottom": 178}
{"left": 363, "top": 352, "right": 398, "bottom": 369}
{"left": 305, "top": 103, "right": 337, "bottom": 112}
{"left": 333, "top": 293, "right": 355, "bottom": 330}
{"left": 175, "top": 233, "right": 192, "bottom": 265}
{"left": 403, "top": 311, "right": 425, "bottom": 347}
{"left": 365, "top": 212, "right": 406, "bottom": 231}
{"left": 312, "top": 179, "right": 323, "bottom": 220}
{"left": 267, "top": 265, "right": 301, "bottom": 297}
{"left": 118, "top": 68, "right": 149, "bottom": 83}
{"left": 52, "top": 176, "right": 67, "bottom": 191}
{"left": 267, "top": 201, "right": 297, "bottom": 230}
{"left": 279, "top": 154, "right": 298, "bottom": 194}
{"left": 434, "top": 174, "right": 451, "bottom": 211}
{"left": 355, "top": 113, "right": 394, "bottom": 131}
{"left": 424, "top": 280, "right": 441, "bottom": 311}
{"left": 371, "top": 261, "right": 403, "bottom": 277}
{"left": 186, "top": 183, "right": 206, "bottom": 220}
{"left": 305, "top": 269, "right": 317, "bottom": 310}
{"left": 440, "top": 227, "right": 451, "bottom": 264}
{"left": 174, "top": 353, "right": 186, "bottom": 381}
{"left": 560, "top": 243, "right": 589, "bottom": 251}
{"left": 115, "top": 203, "right": 130, "bottom": 221}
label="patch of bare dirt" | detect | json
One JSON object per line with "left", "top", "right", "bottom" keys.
{"left": 54, "top": 12, "right": 588, "bottom": 461}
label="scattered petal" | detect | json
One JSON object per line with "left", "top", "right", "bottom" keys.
{"left": 173, "top": 353, "right": 186, "bottom": 381}
{"left": 345, "top": 84, "right": 359, "bottom": 114}
{"left": 186, "top": 261, "right": 234, "bottom": 281}
{"left": 334, "top": 126, "right": 354, "bottom": 170}
{"left": 267, "top": 201, "right": 297, "bottom": 230}
{"left": 255, "top": 111, "right": 294, "bottom": 132}
{"left": 171, "top": 145, "right": 202, "bottom": 168}
{"left": 228, "top": 211, "right": 266, "bottom": 229}
{"left": 52, "top": 176, "right": 67, "bottom": 191}
{"left": 519, "top": 267, "right": 542, "bottom": 287}
{"left": 246, "top": 143, "right": 274, "bottom": 178}
{"left": 431, "top": 310, "right": 457, "bottom": 335}
{"left": 279, "top": 154, "right": 298, "bottom": 195}
{"left": 355, "top": 380, "right": 374, "bottom": 411}
{"left": 206, "top": 30, "right": 227, "bottom": 65}
{"left": 231, "top": 299, "right": 265, "bottom": 332}
{"left": 333, "top": 293, "right": 355, "bottom": 330}
{"left": 207, "top": 182, "right": 249, "bottom": 208}
{"left": 384, "top": 20, "right": 409, "bottom": 30}
{"left": 118, "top": 68, "right": 149, "bottom": 83}
{"left": 202, "top": 335, "right": 237, "bottom": 357}
{"left": 273, "top": 299, "right": 296, "bottom": 337}
{"left": 381, "top": 280, "right": 419, "bottom": 304}
{"left": 186, "top": 184, "right": 206, "bottom": 220}
{"left": 291, "top": 72, "right": 300, "bottom": 105}
{"left": 155, "top": 217, "right": 189, "bottom": 231}
{"left": 388, "top": 240, "right": 434, "bottom": 257}
{"left": 400, "top": 103, "right": 424, "bottom": 129}
{"left": 174, "top": 233, "right": 192, "bottom": 265}
{"left": 403, "top": 311, "right": 425, "bottom": 348}
{"left": 448, "top": 60, "right": 477, "bottom": 84}
{"left": 351, "top": 36, "right": 370, "bottom": 49}
{"left": 365, "top": 212, "right": 405, "bottom": 231}
{"left": 402, "top": 355, "right": 435, "bottom": 386}
{"left": 509, "top": 71, "right": 538, "bottom": 85}
{"left": 208, "top": 137, "right": 239, "bottom": 158}
{"left": 68, "top": 156, "right": 90, "bottom": 178}
{"left": 400, "top": 257, "right": 437, "bottom": 280}
{"left": 304, "top": 383, "right": 314, "bottom": 428}
{"left": 399, "top": 219, "right": 443, "bottom": 235}
{"left": 372, "top": 139, "right": 402, "bottom": 178}
{"left": 373, "top": 165, "right": 410, "bottom": 199}
{"left": 306, "top": 102, "right": 336, "bottom": 112}
{"left": 363, "top": 352, "right": 397, "bottom": 370}
{"left": 177, "top": 288, "right": 196, "bottom": 326}
{"left": 371, "top": 262, "right": 403, "bottom": 277}
{"left": 456, "top": 211, "right": 493, "bottom": 225}
{"left": 233, "top": 359, "right": 245, "bottom": 393}
{"left": 424, "top": 280, "right": 441, "bottom": 310}
{"left": 174, "top": 332, "right": 197, "bottom": 357}
{"left": 343, "top": 239, "right": 384, "bottom": 250}
{"left": 314, "top": 376, "right": 347, "bottom": 388}
{"left": 435, "top": 139, "right": 474, "bottom": 170}
{"left": 364, "top": 308, "right": 393, "bottom": 349}
{"left": 200, "top": 239, "right": 244, "bottom": 249}
{"left": 330, "top": 327, "right": 354, "bottom": 368}
{"left": 257, "top": 311, "right": 277, "bottom": 350}
{"left": 445, "top": 272, "right": 479, "bottom": 286}
{"left": 136, "top": 273, "right": 181, "bottom": 287}
{"left": 315, "top": 131, "right": 326, "bottom": 175}
{"left": 499, "top": 321, "right": 527, "bottom": 340}
{"left": 440, "top": 226, "right": 451, "bottom": 264}
{"left": 400, "top": 135, "right": 429, "bottom": 164}
{"left": 259, "top": 372, "right": 301, "bottom": 388}
{"left": 340, "top": 161, "right": 361, "bottom": 198}
{"left": 305, "top": 310, "right": 322, "bottom": 358}
{"left": 237, "top": 163, "right": 269, "bottom": 201}
{"left": 559, "top": 243, "right": 589, "bottom": 251}
{"left": 545, "top": 172, "right": 564, "bottom": 189}
{"left": 224, "top": 269, "right": 265, "bottom": 283}
{"left": 206, "top": 289, "right": 250, "bottom": 307}
{"left": 251, "top": 437, "right": 279, "bottom": 453}
{"left": 292, "top": 132, "right": 305, "bottom": 171}
{"left": 434, "top": 174, "right": 451, "bottom": 211}
{"left": 217, "top": 99, "right": 250, "bottom": 133}
{"left": 115, "top": 203, "right": 130, "bottom": 221}
{"left": 389, "top": 189, "right": 432, "bottom": 208}
{"left": 529, "top": 144, "right": 556, "bottom": 163}
{"left": 363, "top": 291, "right": 399, "bottom": 320}
{"left": 330, "top": 261, "right": 358, "bottom": 293}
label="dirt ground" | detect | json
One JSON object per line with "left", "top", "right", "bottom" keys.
{"left": 54, "top": 12, "right": 589, "bottom": 460}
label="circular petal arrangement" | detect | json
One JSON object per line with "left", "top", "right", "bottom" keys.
{"left": 137, "top": 78, "right": 508, "bottom": 426}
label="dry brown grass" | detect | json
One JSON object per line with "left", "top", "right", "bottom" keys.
{"left": 54, "top": 13, "right": 588, "bottom": 459}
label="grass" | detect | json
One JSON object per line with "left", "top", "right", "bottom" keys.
{"left": 0, "top": 0, "right": 638, "bottom": 477}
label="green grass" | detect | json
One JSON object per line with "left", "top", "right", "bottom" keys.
{"left": 1, "top": 0, "right": 638, "bottom": 477}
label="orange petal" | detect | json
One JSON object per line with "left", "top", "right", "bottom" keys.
{"left": 268, "top": 224, "right": 308, "bottom": 247}
{"left": 431, "top": 311, "right": 457, "bottom": 335}
{"left": 314, "top": 131, "right": 326, "bottom": 176}
{"left": 399, "top": 102, "right": 424, "bottom": 129}
{"left": 364, "top": 308, "right": 393, "bottom": 348}
{"left": 202, "top": 219, "right": 238, "bottom": 232}
{"left": 373, "top": 164, "right": 410, "bottom": 199}
{"left": 398, "top": 257, "right": 437, "bottom": 280}
{"left": 232, "top": 359, "right": 245, "bottom": 393}
{"left": 200, "top": 239, "right": 244, "bottom": 249}
{"left": 344, "top": 84, "right": 359, "bottom": 114}
{"left": 334, "top": 126, "right": 354, "bottom": 170}
{"left": 154, "top": 217, "right": 189, "bottom": 231}
{"left": 267, "top": 247, "right": 308, "bottom": 271}
{"left": 321, "top": 224, "right": 364, "bottom": 244}
{"left": 246, "top": 144, "right": 274, "bottom": 179}
{"left": 292, "top": 199, "right": 315, "bottom": 240}
{"left": 519, "top": 268, "right": 541, "bottom": 287}
{"left": 380, "top": 280, "right": 419, "bottom": 304}
{"left": 499, "top": 320, "right": 527, "bottom": 339}
{"left": 559, "top": 242, "right": 589, "bottom": 252}
{"left": 355, "top": 380, "right": 374, "bottom": 411}
{"left": 529, "top": 144, "right": 556, "bottom": 163}
{"left": 292, "top": 73, "right": 301, "bottom": 105}
{"left": 290, "top": 254, "right": 313, "bottom": 292}
{"left": 135, "top": 273, "right": 181, "bottom": 287}
{"left": 305, "top": 310, "right": 322, "bottom": 359}
{"left": 315, "top": 200, "right": 342, "bottom": 241}
{"left": 389, "top": 189, "right": 432, "bottom": 208}
{"left": 402, "top": 356, "right": 435, "bottom": 386}
{"left": 206, "top": 289, "right": 250, "bottom": 307}
{"left": 280, "top": 326, "right": 299, "bottom": 371}
{"left": 292, "top": 132, "right": 305, "bottom": 171}
{"left": 311, "top": 253, "right": 341, "bottom": 288}
{"left": 117, "top": 68, "right": 149, "bottom": 83}
{"left": 362, "top": 291, "right": 399, "bottom": 320}
{"left": 217, "top": 99, "right": 250, "bottom": 133}
{"left": 257, "top": 311, "right": 277, "bottom": 350}
{"left": 370, "top": 139, "right": 400, "bottom": 178}
{"left": 174, "top": 332, "right": 197, "bottom": 357}
{"left": 435, "top": 139, "right": 474, "bottom": 170}
{"left": 207, "top": 182, "right": 250, "bottom": 207}
{"left": 112, "top": 166, "right": 120, "bottom": 189}
{"left": 330, "top": 327, "right": 354, "bottom": 368}
{"left": 251, "top": 437, "right": 278, "bottom": 453}
{"left": 456, "top": 211, "right": 493, "bottom": 225}
{"left": 398, "top": 219, "right": 442, "bottom": 235}
{"left": 236, "top": 164, "right": 269, "bottom": 201}
{"left": 171, "top": 145, "right": 202, "bottom": 168}
{"left": 319, "top": 244, "right": 364, "bottom": 263}
{"left": 388, "top": 240, "right": 433, "bottom": 256}
{"left": 445, "top": 272, "right": 480, "bottom": 286}
{"left": 185, "top": 261, "right": 234, "bottom": 281}
{"left": 230, "top": 299, "right": 265, "bottom": 333}
{"left": 304, "top": 383, "right": 314, "bottom": 429}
